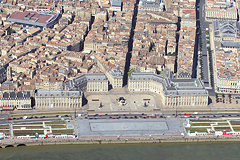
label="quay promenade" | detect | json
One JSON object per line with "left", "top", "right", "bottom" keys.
{"left": 2, "top": 135, "right": 240, "bottom": 148}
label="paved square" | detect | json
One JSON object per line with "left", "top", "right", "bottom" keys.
{"left": 86, "top": 93, "right": 160, "bottom": 112}
{"left": 75, "top": 118, "right": 184, "bottom": 136}
{"left": 90, "top": 121, "right": 168, "bottom": 132}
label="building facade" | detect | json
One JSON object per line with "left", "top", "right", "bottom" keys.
{"left": 35, "top": 81, "right": 64, "bottom": 91}
{"left": 65, "top": 73, "right": 108, "bottom": 92}
{"left": 106, "top": 69, "right": 123, "bottom": 88}
{"left": 0, "top": 91, "right": 32, "bottom": 110}
{"left": 111, "top": 0, "right": 122, "bottom": 11}
{"left": 35, "top": 90, "right": 82, "bottom": 110}
{"left": 211, "top": 21, "right": 240, "bottom": 94}
{"left": 128, "top": 72, "right": 208, "bottom": 107}
{"left": 205, "top": 0, "right": 237, "bottom": 21}
{"left": 139, "top": 0, "right": 164, "bottom": 12}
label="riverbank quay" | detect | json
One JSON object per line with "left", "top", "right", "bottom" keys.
{"left": 2, "top": 135, "right": 240, "bottom": 148}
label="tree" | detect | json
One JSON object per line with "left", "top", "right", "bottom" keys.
{"left": 128, "top": 69, "right": 135, "bottom": 76}
{"left": 7, "top": 28, "right": 15, "bottom": 35}
{"left": 108, "top": 57, "right": 115, "bottom": 60}
{"left": 168, "top": 52, "right": 176, "bottom": 56}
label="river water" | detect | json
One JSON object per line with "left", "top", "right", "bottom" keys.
{"left": 1, "top": 142, "right": 240, "bottom": 160}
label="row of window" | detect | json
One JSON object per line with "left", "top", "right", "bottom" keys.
{"left": 206, "top": 11, "right": 236, "bottom": 18}
{"left": 166, "top": 101, "right": 207, "bottom": 106}
{"left": 36, "top": 103, "right": 81, "bottom": 108}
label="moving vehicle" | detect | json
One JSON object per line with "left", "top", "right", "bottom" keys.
{"left": 23, "top": 116, "right": 28, "bottom": 119}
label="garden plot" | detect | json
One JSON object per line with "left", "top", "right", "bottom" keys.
{"left": 0, "top": 122, "right": 73, "bottom": 136}
{"left": 185, "top": 119, "right": 240, "bottom": 133}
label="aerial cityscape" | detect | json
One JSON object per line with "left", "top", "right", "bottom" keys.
{"left": 1, "top": 0, "right": 240, "bottom": 159}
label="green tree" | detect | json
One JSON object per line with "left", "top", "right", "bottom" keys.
{"left": 128, "top": 69, "right": 135, "bottom": 76}
{"left": 7, "top": 28, "right": 16, "bottom": 35}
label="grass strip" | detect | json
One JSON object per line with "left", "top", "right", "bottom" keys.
{"left": 190, "top": 123, "right": 211, "bottom": 126}
{"left": 0, "top": 125, "right": 10, "bottom": 129}
{"left": 186, "top": 128, "right": 209, "bottom": 133}
{"left": 45, "top": 122, "right": 66, "bottom": 125}
{"left": 50, "top": 125, "right": 66, "bottom": 129}
{"left": 214, "top": 127, "right": 231, "bottom": 132}
{"left": 51, "top": 129, "right": 74, "bottom": 135}
{"left": 14, "top": 130, "right": 44, "bottom": 136}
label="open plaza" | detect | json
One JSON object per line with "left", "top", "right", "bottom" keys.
{"left": 86, "top": 93, "right": 160, "bottom": 113}
{"left": 74, "top": 118, "right": 185, "bottom": 137}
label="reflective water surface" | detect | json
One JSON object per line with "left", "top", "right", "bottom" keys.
{"left": 1, "top": 142, "right": 240, "bottom": 160}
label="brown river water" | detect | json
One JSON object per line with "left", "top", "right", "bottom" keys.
{"left": 0, "top": 142, "right": 240, "bottom": 160}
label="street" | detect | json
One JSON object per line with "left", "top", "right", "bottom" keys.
{"left": 198, "top": 0, "right": 212, "bottom": 91}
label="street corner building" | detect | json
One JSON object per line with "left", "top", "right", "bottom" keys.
{"left": 0, "top": 91, "right": 32, "bottom": 110}
{"left": 128, "top": 72, "right": 208, "bottom": 107}
{"left": 212, "top": 21, "right": 240, "bottom": 94}
{"left": 65, "top": 73, "right": 109, "bottom": 92}
{"left": 205, "top": 0, "right": 237, "bottom": 21}
{"left": 35, "top": 90, "right": 82, "bottom": 110}
{"left": 7, "top": 10, "right": 61, "bottom": 28}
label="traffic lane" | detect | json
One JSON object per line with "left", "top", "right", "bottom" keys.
{"left": 86, "top": 113, "right": 240, "bottom": 120}
{"left": 88, "top": 112, "right": 240, "bottom": 117}
{"left": 178, "top": 113, "right": 240, "bottom": 118}
{"left": 1, "top": 114, "right": 240, "bottom": 124}
{"left": 1, "top": 118, "right": 64, "bottom": 125}
{"left": 86, "top": 113, "right": 163, "bottom": 120}
{"left": 0, "top": 119, "right": 9, "bottom": 125}
{"left": 7, "top": 114, "right": 71, "bottom": 120}
{"left": 3, "top": 115, "right": 69, "bottom": 122}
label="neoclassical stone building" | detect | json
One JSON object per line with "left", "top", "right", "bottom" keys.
{"left": 65, "top": 73, "right": 108, "bottom": 92}
{"left": 35, "top": 90, "right": 82, "bottom": 110}
{"left": 205, "top": 0, "right": 237, "bottom": 21}
{"left": 128, "top": 73, "right": 208, "bottom": 107}
{"left": 211, "top": 21, "right": 240, "bottom": 94}
{"left": 0, "top": 91, "right": 32, "bottom": 110}
{"left": 35, "top": 73, "right": 108, "bottom": 110}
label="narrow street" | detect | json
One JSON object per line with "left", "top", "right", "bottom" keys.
{"left": 191, "top": 0, "right": 200, "bottom": 78}
{"left": 123, "top": 0, "right": 140, "bottom": 86}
